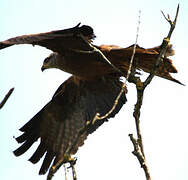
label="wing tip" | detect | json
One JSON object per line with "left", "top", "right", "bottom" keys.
{"left": 0, "top": 42, "right": 13, "bottom": 50}
{"left": 38, "top": 151, "right": 55, "bottom": 175}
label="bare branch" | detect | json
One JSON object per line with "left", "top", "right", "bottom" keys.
{"left": 92, "top": 83, "right": 126, "bottom": 122}
{"left": 129, "top": 134, "right": 145, "bottom": 165}
{"left": 0, "top": 88, "right": 14, "bottom": 109}
{"left": 63, "top": 164, "right": 68, "bottom": 180}
{"left": 129, "top": 134, "right": 151, "bottom": 179}
{"left": 144, "top": 4, "right": 179, "bottom": 87}
{"left": 161, "top": 11, "right": 170, "bottom": 22}
{"left": 126, "top": 10, "right": 141, "bottom": 81}
{"left": 128, "top": 5, "right": 179, "bottom": 180}
{"left": 70, "top": 160, "right": 77, "bottom": 180}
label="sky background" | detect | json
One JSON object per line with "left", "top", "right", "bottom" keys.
{"left": 0, "top": 0, "right": 188, "bottom": 180}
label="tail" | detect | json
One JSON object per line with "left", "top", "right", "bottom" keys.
{"left": 108, "top": 44, "right": 184, "bottom": 85}
{"left": 138, "top": 44, "right": 184, "bottom": 85}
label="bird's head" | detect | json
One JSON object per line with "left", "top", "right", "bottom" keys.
{"left": 79, "top": 25, "right": 96, "bottom": 42}
{"left": 41, "top": 53, "right": 59, "bottom": 71}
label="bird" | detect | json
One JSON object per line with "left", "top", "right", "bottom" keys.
{"left": 0, "top": 23, "right": 183, "bottom": 176}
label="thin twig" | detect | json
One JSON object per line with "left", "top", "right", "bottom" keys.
{"left": 64, "top": 164, "right": 68, "bottom": 180}
{"left": 78, "top": 34, "right": 125, "bottom": 76}
{"left": 70, "top": 160, "right": 77, "bottom": 180}
{"left": 92, "top": 83, "right": 126, "bottom": 123}
{"left": 92, "top": 10, "right": 141, "bottom": 123}
{"left": 126, "top": 10, "right": 141, "bottom": 81}
{"left": 0, "top": 88, "right": 14, "bottom": 109}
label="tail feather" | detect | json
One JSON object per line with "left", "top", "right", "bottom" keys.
{"left": 136, "top": 56, "right": 184, "bottom": 85}
{"left": 126, "top": 44, "right": 182, "bottom": 85}
{"left": 106, "top": 44, "right": 183, "bottom": 85}
{"left": 163, "top": 58, "right": 177, "bottom": 73}
{"left": 147, "top": 44, "right": 175, "bottom": 57}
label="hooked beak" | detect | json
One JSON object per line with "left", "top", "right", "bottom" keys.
{"left": 41, "top": 65, "right": 47, "bottom": 72}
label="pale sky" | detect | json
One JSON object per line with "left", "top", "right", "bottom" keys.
{"left": 1, "top": 0, "right": 188, "bottom": 180}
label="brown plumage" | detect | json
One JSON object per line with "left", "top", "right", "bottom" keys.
{"left": 13, "top": 76, "right": 126, "bottom": 174}
{"left": 0, "top": 24, "right": 182, "bottom": 175}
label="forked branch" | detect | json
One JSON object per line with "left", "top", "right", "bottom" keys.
{"left": 144, "top": 4, "right": 179, "bottom": 87}
{"left": 128, "top": 4, "right": 179, "bottom": 180}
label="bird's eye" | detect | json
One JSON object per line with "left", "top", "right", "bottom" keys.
{"left": 44, "top": 57, "right": 50, "bottom": 64}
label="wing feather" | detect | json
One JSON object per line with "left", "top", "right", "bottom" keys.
{"left": 0, "top": 24, "right": 95, "bottom": 52}
{"left": 39, "top": 150, "right": 55, "bottom": 175}
{"left": 29, "top": 142, "right": 46, "bottom": 164}
{"left": 14, "top": 75, "right": 127, "bottom": 175}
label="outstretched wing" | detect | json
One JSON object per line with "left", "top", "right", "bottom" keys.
{"left": 13, "top": 76, "right": 127, "bottom": 175}
{"left": 0, "top": 23, "right": 95, "bottom": 53}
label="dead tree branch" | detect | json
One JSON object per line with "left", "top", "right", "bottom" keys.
{"left": 144, "top": 4, "right": 179, "bottom": 87}
{"left": 0, "top": 88, "right": 14, "bottom": 109}
{"left": 128, "top": 4, "right": 179, "bottom": 180}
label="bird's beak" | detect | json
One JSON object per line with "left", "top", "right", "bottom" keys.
{"left": 41, "top": 65, "right": 47, "bottom": 72}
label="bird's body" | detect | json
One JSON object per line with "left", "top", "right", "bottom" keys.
{"left": 0, "top": 24, "right": 183, "bottom": 176}
{"left": 41, "top": 44, "right": 180, "bottom": 83}
{"left": 46, "top": 51, "right": 111, "bottom": 78}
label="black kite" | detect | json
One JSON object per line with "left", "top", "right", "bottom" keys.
{"left": 0, "top": 24, "right": 182, "bottom": 175}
